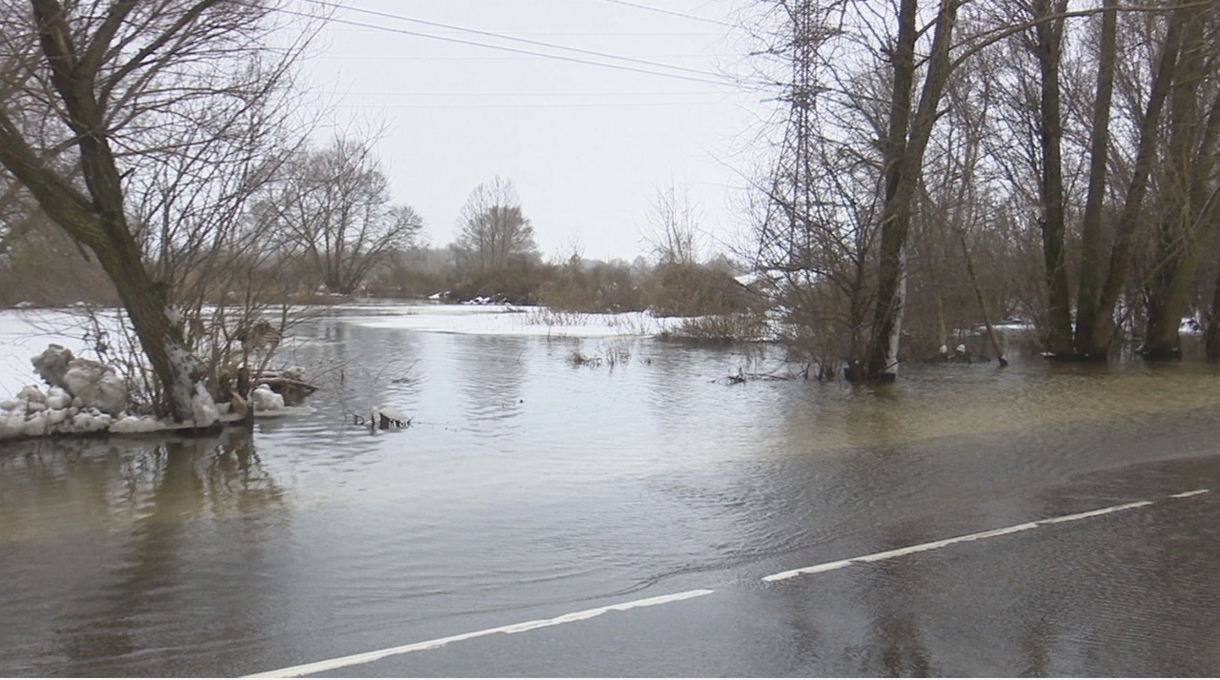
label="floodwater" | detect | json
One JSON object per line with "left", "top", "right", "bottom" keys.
{"left": 3, "top": 305, "right": 1220, "bottom": 676}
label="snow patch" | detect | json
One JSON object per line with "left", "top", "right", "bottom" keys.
{"left": 339, "top": 304, "right": 680, "bottom": 338}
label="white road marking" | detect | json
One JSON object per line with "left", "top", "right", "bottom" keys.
{"left": 245, "top": 589, "right": 714, "bottom": 678}
{"left": 763, "top": 490, "right": 1209, "bottom": 583}
{"left": 1033, "top": 500, "right": 1152, "bottom": 525}
{"left": 248, "top": 488, "right": 1212, "bottom": 676}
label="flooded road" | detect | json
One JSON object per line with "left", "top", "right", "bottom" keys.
{"left": 3, "top": 305, "right": 1220, "bottom": 676}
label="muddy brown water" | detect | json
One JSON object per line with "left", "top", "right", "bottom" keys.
{"left": 3, "top": 307, "right": 1220, "bottom": 675}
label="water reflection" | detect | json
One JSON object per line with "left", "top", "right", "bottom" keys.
{"left": 452, "top": 334, "right": 528, "bottom": 431}
{"left": 860, "top": 523, "right": 935, "bottom": 677}
{"left": 0, "top": 432, "right": 287, "bottom": 676}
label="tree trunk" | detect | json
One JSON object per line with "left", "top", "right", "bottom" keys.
{"left": 1205, "top": 259, "right": 1220, "bottom": 361}
{"left": 1080, "top": 1, "right": 1190, "bottom": 358}
{"left": 865, "top": 0, "right": 961, "bottom": 381}
{"left": 1033, "top": 0, "right": 1073, "bottom": 357}
{"left": 1142, "top": 8, "right": 1216, "bottom": 360}
{"left": 0, "top": 0, "right": 217, "bottom": 424}
{"left": 1072, "top": 0, "right": 1119, "bottom": 360}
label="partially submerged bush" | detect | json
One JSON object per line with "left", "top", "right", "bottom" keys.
{"left": 568, "top": 349, "right": 601, "bottom": 367}
{"left": 663, "top": 312, "right": 771, "bottom": 344}
{"left": 567, "top": 342, "right": 632, "bottom": 368}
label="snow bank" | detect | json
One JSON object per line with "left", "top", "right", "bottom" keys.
{"left": 0, "top": 309, "right": 115, "bottom": 400}
{"left": 340, "top": 304, "right": 683, "bottom": 338}
{"left": 0, "top": 383, "right": 118, "bottom": 439}
{"left": 0, "top": 307, "right": 308, "bottom": 440}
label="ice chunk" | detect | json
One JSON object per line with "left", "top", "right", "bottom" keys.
{"left": 32, "top": 344, "right": 74, "bottom": 389}
{"left": 191, "top": 383, "right": 219, "bottom": 426}
{"left": 16, "top": 385, "right": 45, "bottom": 403}
{"left": 251, "top": 384, "right": 285, "bottom": 412}
{"left": 22, "top": 412, "right": 47, "bottom": 437}
{"left": 44, "top": 408, "right": 68, "bottom": 427}
{"left": 71, "top": 411, "right": 113, "bottom": 433}
{"left": 109, "top": 415, "right": 163, "bottom": 433}
{"left": 45, "top": 387, "right": 71, "bottom": 410}
{"left": 62, "top": 359, "right": 127, "bottom": 416}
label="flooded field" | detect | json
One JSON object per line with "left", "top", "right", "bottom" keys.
{"left": 3, "top": 304, "right": 1220, "bottom": 675}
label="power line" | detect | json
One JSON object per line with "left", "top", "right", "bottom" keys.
{"left": 298, "top": 0, "right": 729, "bottom": 82}
{"left": 332, "top": 100, "right": 727, "bottom": 110}
{"left": 281, "top": 11, "right": 730, "bottom": 87}
{"left": 320, "top": 29, "right": 720, "bottom": 38}
{"left": 591, "top": 0, "right": 736, "bottom": 27}
{"left": 334, "top": 91, "right": 715, "bottom": 97}
{"left": 318, "top": 53, "right": 707, "bottom": 62}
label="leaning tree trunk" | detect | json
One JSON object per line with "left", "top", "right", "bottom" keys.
{"left": 1080, "top": 0, "right": 1189, "bottom": 358}
{"left": 0, "top": 0, "right": 218, "bottom": 424}
{"left": 0, "top": 120, "right": 211, "bottom": 423}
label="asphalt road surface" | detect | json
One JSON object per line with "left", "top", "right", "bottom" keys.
{"left": 248, "top": 444, "right": 1220, "bottom": 677}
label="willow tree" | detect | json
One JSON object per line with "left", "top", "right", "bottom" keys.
{"left": 0, "top": 1, "right": 313, "bottom": 422}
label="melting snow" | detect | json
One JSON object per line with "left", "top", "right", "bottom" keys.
{"left": 337, "top": 304, "right": 681, "bottom": 338}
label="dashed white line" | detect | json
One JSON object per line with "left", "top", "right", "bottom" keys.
{"left": 247, "top": 488, "right": 1211, "bottom": 676}
{"left": 245, "top": 589, "right": 714, "bottom": 678}
{"left": 1033, "top": 500, "right": 1152, "bottom": 526}
{"left": 763, "top": 490, "right": 1209, "bottom": 583}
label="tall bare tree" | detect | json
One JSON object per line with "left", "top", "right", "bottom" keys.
{"left": 747, "top": 0, "right": 970, "bottom": 380}
{"left": 1076, "top": 0, "right": 1195, "bottom": 358}
{"left": 1140, "top": 3, "right": 1220, "bottom": 359}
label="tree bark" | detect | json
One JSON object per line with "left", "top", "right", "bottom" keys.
{"left": 1072, "top": 0, "right": 1119, "bottom": 359}
{"left": 865, "top": 0, "right": 961, "bottom": 381}
{"left": 1081, "top": 1, "right": 1190, "bottom": 358}
{"left": 1033, "top": 0, "right": 1073, "bottom": 357}
{"left": 0, "top": 0, "right": 217, "bottom": 424}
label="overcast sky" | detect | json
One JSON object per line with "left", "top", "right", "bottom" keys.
{"left": 295, "top": 0, "right": 771, "bottom": 262}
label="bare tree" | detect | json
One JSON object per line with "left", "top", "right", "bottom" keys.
{"left": 644, "top": 179, "right": 701, "bottom": 265}
{"left": 863, "top": 0, "right": 967, "bottom": 381}
{"left": 453, "top": 176, "right": 538, "bottom": 275}
{"left": 0, "top": 0, "right": 316, "bottom": 423}
{"left": 259, "top": 137, "right": 424, "bottom": 296}
{"left": 1140, "top": 3, "right": 1220, "bottom": 359}
{"left": 744, "top": 0, "right": 969, "bottom": 381}
{"left": 743, "top": 0, "right": 881, "bottom": 375}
